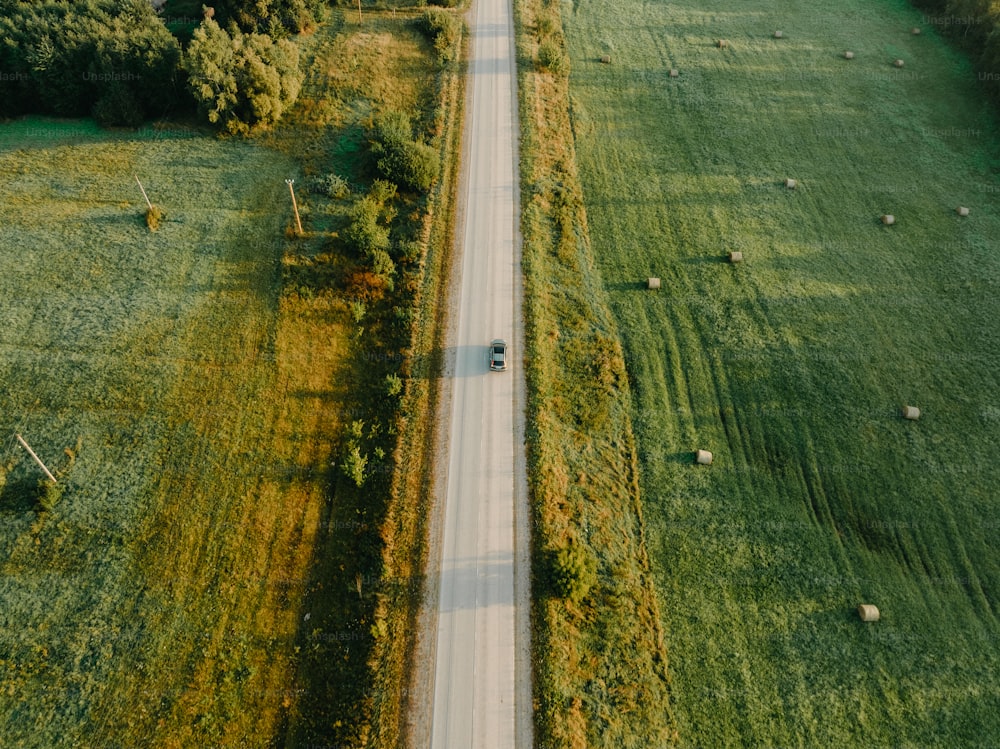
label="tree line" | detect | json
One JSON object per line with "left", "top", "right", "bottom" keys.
{"left": 0, "top": 0, "right": 318, "bottom": 129}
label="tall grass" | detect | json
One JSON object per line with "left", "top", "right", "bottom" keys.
{"left": 562, "top": 0, "right": 1000, "bottom": 744}
{"left": 514, "top": 0, "right": 677, "bottom": 745}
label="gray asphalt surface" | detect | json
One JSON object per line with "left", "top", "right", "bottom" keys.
{"left": 428, "top": 0, "right": 528, "bottom": 743}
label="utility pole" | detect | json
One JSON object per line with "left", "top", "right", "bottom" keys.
{"left": 14, "top": 433, "right": 57, "bottom": 483}
{"left": 135, "top": 174, "right": 153, "bottom": 211}
{"left": 286, "top": 179, "right": 303, "bottom": 236}
{"left": 357, "top": 0, "right": 362, "bottom": 24}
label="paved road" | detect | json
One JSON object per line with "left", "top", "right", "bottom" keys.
{"left": 429, "top": 0, "right": 528, "bottom": 743}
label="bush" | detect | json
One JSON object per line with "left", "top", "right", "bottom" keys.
{"left": 345, "top": 196, "right": 392, "bottom": 257}
{"left": 385, "top": 373, "right": 403, "bottom": 397}
{"left": 551, "top": 543, "right": 597, "bottom": 604}
{"left": 341, "top": 443, "right": 368, "bottom": 488}
{"left": 537, "top": 40, "right": 567, "bottom": 74}
{"left": 371, "top": 249, "right": 397, "bottom": 290}
{"left": 370, "top": 110, "right": 441, "bottom": 193}
{"left": 420, "top": 8, "right": 462, "bottom": 63}
{"left": 317, "top": 173, "right": 351, "bottom": 199}
{"left": 146, "top": 205, "right": 164, "bottom": 231}
{"left": 37, "top": 480, "right": 63, "bottom": 512}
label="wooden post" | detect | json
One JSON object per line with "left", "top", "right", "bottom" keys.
{"left": 286, "top": 179, "right": 303, "bottom": 236}
{"left": 14, "top": 433, "right": 57, "bottom": 483}
{"left": 135, "top": 175, "right": 153, "bottom": 211}
{"left": 357, "top": 0, "right": 362, "bottom": 23}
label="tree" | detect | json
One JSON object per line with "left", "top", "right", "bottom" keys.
{"left": 183, "top": 16, "right": 302, "bottom": 135}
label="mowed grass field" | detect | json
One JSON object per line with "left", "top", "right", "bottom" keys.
{"left": 0, "top": 10, "right": 449, "bottom": 746}
{"left": 562, "top": 0, "right": 1000, "bottom": 745}
{"left": 0, "top": 121, "right": 329, "bottom": 747}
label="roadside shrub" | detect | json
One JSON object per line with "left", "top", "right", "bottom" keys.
{"left": 551, "top": 543, "right": 597, "bottom": 604}
{"left": 370, "top": 110, "right": 441, "bottom": 193}
{"left": 537, "top": 40, "right": 567, "bottom": 74}
{"left": 371, "top": 249, "right": 397, "bottom": 290}
{"left": 341, "top": 443, "right": 368, "bottom": 488}
{"left": 385, "top": 373, "right": 403, "bottom": 397}
{"left": 345, "top": 196, "right": 391, "bottom": 257}
{"left": 420, "top": 8, "right": 462, "bottom": 63}
{"left": 536, "top": 13, "right": 557, "bottom": 37}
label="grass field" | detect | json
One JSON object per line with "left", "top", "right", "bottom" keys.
{"left": 0, "top": 9, "right": 457, "bottom": 747}
{"left": 560, "top": 0, "right": 1000, "bottom": 745}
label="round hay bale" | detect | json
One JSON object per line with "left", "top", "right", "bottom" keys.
{"left": 785, "top": 178, "right": 797, "bottom": 189}
{"left": 957, "top": 206, "right": 970, "bottom": 217}
{"left": 669, "top": 68, "right": 679, "bottom": 78}
{"left": 728, "top": 251, "right": 743, "bottom": 263}
{"left": 717, "top": 39, "right": 729, "bottom": 49}
{"left": 647, "top": 277, "right": 661, "bottom": 290}
{"left": 773, "top": 30, "right": 783, "bottom": 39}
{"left": 881, "top": 214, "right": 895, "bottom": 226}
{"left": 600, "top": 54, "right": 612, "bottom": 64}
{"left": 894, "top": 58, "right": 905, "bottom": 68}
{"left": 844, "top": 50, "right": 854, "bottom": 59}
{"left": 696, "top": 449, "right": 713, "bottom": 465}
{"left": 902, "top": 405, "right": 921, "bottom": 420}
{"left": 857, "top": 604, "right": 880, "bottom": 622}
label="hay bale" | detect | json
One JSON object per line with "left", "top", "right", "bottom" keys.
{"left": 844, "top": 50, "right": 854, "bottom": 59}
{"left": 695, "top": 449, "right": 713, "bottom": 465}
{"left": 717, "top": 39, "right": 729, "bottom": 49}
{"left": 728, "top": 251, "right": 743, "bottom": 263}
{"left": 647, "top": 277, "right": 661, "bottom": 290}
{"left": 894, "top": 58, "right": 905, "bottom": 68}
{"left": 857, "top": 604, "right": 880, "bottom": 622}
{"left": 881, "top": 214, "right": 895, "bottom": 225}
{"left": 669, "top": 68, "right": 679, "bottom": 78}
{"left": 902, "top": 405, "right": 921, "bottom": 420}
{"left": 912, "top": 27, "right": 921, "bottom": 35}
{"left": 785, "top": 178, "right": 797, "bottom": 189}
{"left": 957, "top": 206, "right": 970, "bottom": 217}
{"left": 600, "top": 54, "right": 612, "bottom": 64}
{"left": 773, "top": 30, "right": 783, "bottom": 39}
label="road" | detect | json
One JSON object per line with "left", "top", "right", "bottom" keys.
{"left": 428, "top": 0, "right": 529, "bottom": 743}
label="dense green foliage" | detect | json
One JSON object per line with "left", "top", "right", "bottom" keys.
{"left": 369, "top": 109, "right": 441, "bottom": 193}
{"left": 551, "top": 544, "right": 597, "bottom": 604}
{"left": 183, "top": 16, "right": 302, "bottom": 135}
{"left": 561, "top": 0, "right": 1000, "bottom": 745}
{"left": 205, "top": 0, "right": 326, "bottom": 36}
{"left": 419, "top": 7, "right": 462, "bottom": 63}
{"left": 0, "top": 0, "right": 182, "bottom": 125}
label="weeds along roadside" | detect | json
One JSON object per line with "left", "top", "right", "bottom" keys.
{"left": 512, "top": 0, "right": 679, "bottom": 745}
{"left": 363, "top": 19, "right": 466, "bottom": 749}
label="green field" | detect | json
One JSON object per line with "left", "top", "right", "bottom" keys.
{"left": 0, "top": 10, "right": 455, "bottom": 747}
{"left": 561, "top": 0, "right": 1000, "bottom": 745}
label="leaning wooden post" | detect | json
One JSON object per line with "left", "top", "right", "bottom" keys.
{"left": 14, "top": 433, "right": 57, "bottom": 483}
{"left": 286, "top": 179, "right": 303, "bottom": 236}
{"left": 135, "top": 175, "right": 153, "bottom": 211}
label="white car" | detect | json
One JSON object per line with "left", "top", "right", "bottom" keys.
{"left": 489, "top": 339, "right": 508, "bottom": 371}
